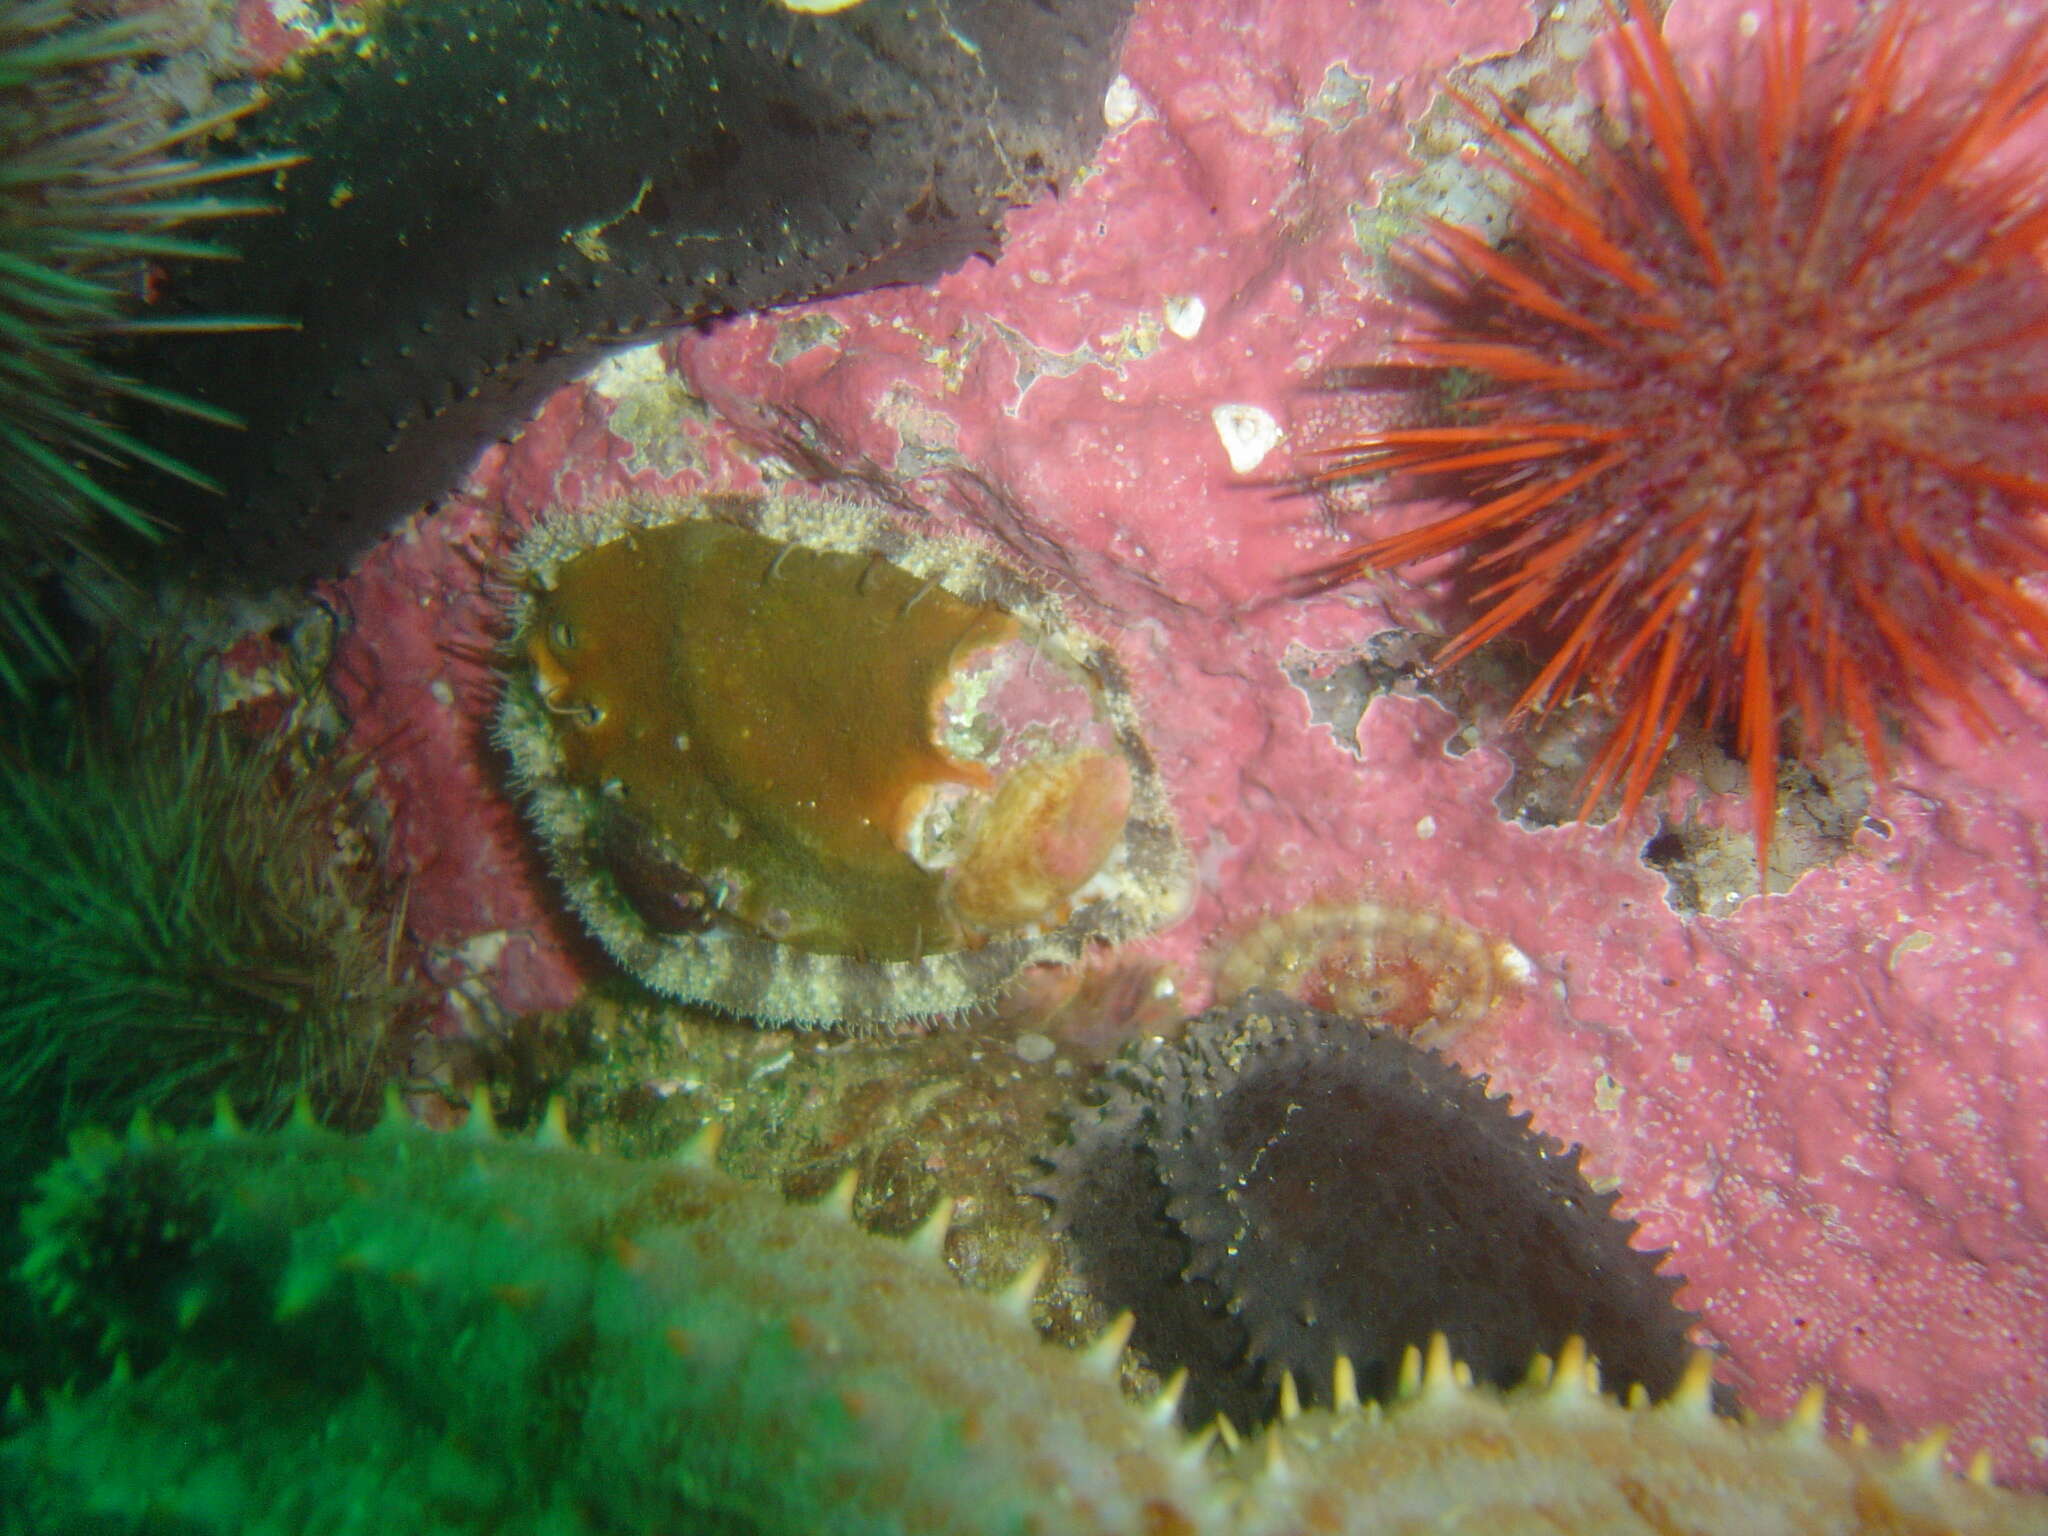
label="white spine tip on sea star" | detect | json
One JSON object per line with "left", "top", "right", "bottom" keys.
{"left": 1277, "top": 1370, "right": 1302, "bottom": 1421}
{"left": 1904, "top": 1428, "right": 1953, "bottom": 1481}
{"left": 536, "top": 1097, "right": 574, "bottom": 1149}
{"left": 1332, "top": 1354, "right": 1361, "bottom": 1411}
{"left": 1547, "top": 1337, "right": 1601, "bottom": 1404}
{"left": 1180, "top": 1419, "right": 1222, "bottom": 1471}
{"left": 375, "top": 1083, "right": 410, "bottom": 1134}
{"left": 908, "top": 1197, "right": 954, "bottom": 1258}
{"left": 1147, "top": 1368, "right": 1188, "bottom": 1428}
{"left": 1786, "top": 1383, "right": 1827, "bottom": 1440}
{"left": 1418, "top": 1333, "right": 1465, "bottom": 1403}
{"left": 1668, "top": 1352, "right": 1716, "bottom": 1419}
{"left": 678, "top": 1120, "right": 724, "bottom": 1169}
{"left": 821, "top": 1166, "right": 859, "bottom": 1221}
{"left": 461, "top": 1092, "right": 497, "bottom": 1139}
{"left": 175, "top": 1286, "right": 209, "bottom": 1331}
{"left": 1396, "top": 1342, "right": 1424, "bottom": 1400}
{"left": 1082, "top": 1310, "right": 1136, "bottom": 1377}
{"left": 1262, "top": 1427, "right": 1289, "bottom": 1482}
{"left": 996, "top": 1253, "right": 1049, "bottom": 1321}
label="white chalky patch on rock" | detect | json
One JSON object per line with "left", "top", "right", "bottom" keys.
{"left": 586, "top": 341, "right": 669, "bottom": 397}
{"left": 1103, "top": 74, "right": 1141, "bottom": 128}
{"left": 1211, "top": 404, "right": 1282, "bottom": 474}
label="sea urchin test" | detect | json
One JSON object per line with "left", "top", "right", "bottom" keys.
{"left": 497, "top": 491, "right": 1189, "bottom": 1027}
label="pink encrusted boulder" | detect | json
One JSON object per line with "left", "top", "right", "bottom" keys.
{"left": 315, "top": 0, "right": 2048, "bottom": 1490}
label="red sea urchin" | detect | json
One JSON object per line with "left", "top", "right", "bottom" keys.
{"left": 1310, "top": 0, "right": 2048, "bottom": 871}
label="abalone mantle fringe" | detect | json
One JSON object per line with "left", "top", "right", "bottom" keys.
{"left": 495, "top": 488, "right": 1192, "bottom": 1028}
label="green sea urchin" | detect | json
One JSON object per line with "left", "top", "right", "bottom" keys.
{"left": 0, "top": 0, "right": 295, "bottom": 693}
{"left": 0, "top": 658, "right": 414, "bottom": 1151}
{"left": 1312, "top": 0, "right": 2048, "bottom": 873}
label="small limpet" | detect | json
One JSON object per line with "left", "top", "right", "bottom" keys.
{"left": 496, "top": 489, "right": 1190, "bottom": 1028}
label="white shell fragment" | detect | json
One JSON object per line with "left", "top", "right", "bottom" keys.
{"left": 1211, "top": 403, "right": 1283, "bottom": 474}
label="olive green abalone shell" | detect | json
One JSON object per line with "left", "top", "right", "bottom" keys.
{"left": 527, "top": 520, "right": 1016, "bottom": 959}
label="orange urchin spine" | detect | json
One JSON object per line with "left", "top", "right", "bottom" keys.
{"left": 1312, "top": 0, "right": 2048, "bottom": 872}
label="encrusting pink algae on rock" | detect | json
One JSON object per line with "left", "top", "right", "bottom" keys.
{"left": 244, "top": 0, "right": 2048, "bottom": 1492}
{"left": 6, "top": 1111, "right": 2046, "bottom": 1534}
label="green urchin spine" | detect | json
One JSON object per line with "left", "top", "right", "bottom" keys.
{"left": 0, "top": 0, "right": 298, "bottom": 694}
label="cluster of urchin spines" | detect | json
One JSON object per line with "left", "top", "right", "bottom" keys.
{"left": 0, "top": 0, "right": 299, "bottom": 694}
{"left": 0, "top": 656, "right": 417, "bottom": 1158}
{"left": 1315, "top": 0, "right": 2048, "bottom": 872}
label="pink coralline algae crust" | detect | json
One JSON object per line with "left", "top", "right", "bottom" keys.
{"left": 234, "top": 0, "right": 364, "bottom": 74}
{"left": 322, "top": 496, "right": 590, "bottom": 1024}
{"left": 317, "top": 0, "right": 2048, "bottom": 1490}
